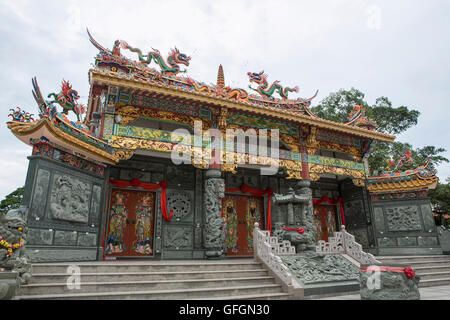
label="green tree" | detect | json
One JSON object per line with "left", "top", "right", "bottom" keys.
{"left": 310, "top": 88, "right": 448, "bottom": 175}
{"left": 0, "top": 186, "right": 24, "bottom": 215}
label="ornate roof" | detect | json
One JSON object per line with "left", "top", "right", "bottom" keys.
{"left": 367, "top": 159, "right": 439, "bottom": 193}
{"left": 87, "top": 30, "right": 395, "bottom": 143}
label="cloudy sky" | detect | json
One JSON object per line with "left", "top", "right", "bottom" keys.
{"left": 0, "top": 0, "right": 449, "bottom": 200}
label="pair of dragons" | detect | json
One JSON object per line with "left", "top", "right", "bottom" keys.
{"left": 87, "top": 29, "right": 300, "bottom": 100}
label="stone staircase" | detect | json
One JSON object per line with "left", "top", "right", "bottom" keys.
{"left": 15, "top": 259, "right": 290, "bottom": 300}
{"left": 376, "top": 255, "right": 450, "bottom": 288}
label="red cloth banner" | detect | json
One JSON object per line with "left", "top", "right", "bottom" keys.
{"left": 282, "top": 226, "right": 306, "bottom": 234}
{"left": 108, "top": 178, "right": 173, "bottom": 222}
{"left": 360, "top": 266, "right": 416, "bottom": 279}
{"left": 225, "top": 184, "right": 274, "bottom": 234}
{"left": 312, "top": 195, "right": 345, "bottom": 227}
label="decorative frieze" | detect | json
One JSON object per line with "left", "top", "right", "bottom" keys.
{"left": 386, "top": 206, "right": 422, "bottom": 232}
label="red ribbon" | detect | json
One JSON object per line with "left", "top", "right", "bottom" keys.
{"left": 360, "top": 266, "right": 416, "bottom": 279}
{"left": 282, "top": 226, "right": 306, "bottom": 234}
{"left": 108, "top": 178, "right": 173, "bottom": 222}
{"left": 312, "top": 195, "right": 345, "bottom": 227}
{"left": 225, "top": 183, "right": 274, "bottom": 234}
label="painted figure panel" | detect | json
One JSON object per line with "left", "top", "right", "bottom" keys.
{"left": 105, "top": 189, "right": 155, "bottom": 257}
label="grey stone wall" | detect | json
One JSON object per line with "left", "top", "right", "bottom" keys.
{"left": 23, "top": 155, "right": 106, "bottom": 262}
{"left": 371, "top": 197, "right": 442, "bottom": 255}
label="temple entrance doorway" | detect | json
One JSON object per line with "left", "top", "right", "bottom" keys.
{"left": 222, "top": 194, "right": 264, "bottom": 256}
{"left": 105, "top": 189, "right": 155, "bottom": 258}
{"left": 313, "top": 204, "right": 338, "bottom": 242}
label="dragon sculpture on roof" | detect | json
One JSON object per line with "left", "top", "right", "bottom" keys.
{"left": 32, "top": 77, "right": 86, "bottom": 122}
{"left": 88, "top": 28, "right": 191, "bottom": 75}
{"left": 247, "top": 71, "right": 299, "bottom": 99}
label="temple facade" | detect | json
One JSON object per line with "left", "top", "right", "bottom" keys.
{"left": 5, "top": 31, "right": 442, "bottom": 262}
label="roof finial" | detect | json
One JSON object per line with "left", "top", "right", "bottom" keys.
{"left": 217, "top": 64, "right": 225, "bottom": 87}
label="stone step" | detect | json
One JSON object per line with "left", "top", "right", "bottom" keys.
{"left": 414, "top": 266, "right": 450, "bottom": 274}
{"left": 19, "top": 276, "right": 276, "bottom": 295}
{"left": 30, "top": 261, "right": 263, "bottom": 274}
{"left": 419, "top": 278, "right": 450, "bottom": 288}
{"left": 376, "top": 256, "right": 450, "bottom": 264}
{"left": 194, "top": 292, "right": 291, "bottom": 300}
{"left": 384, "top": 260, "right": 450, "bottom": 268}
{"left": 16, "top": 283, "right": 284, "bottom": 300}
{"left": 415, "top": 272, "right": 450, "bottom": 281}
{"left": 29, "top": 269, "right": 269, "bottom": 284}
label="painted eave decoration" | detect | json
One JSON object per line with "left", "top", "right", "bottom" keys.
{"left": 367, "top": 159, "right": 439, "bottom": 193}
{"left": 87, "top": 29, "right": 395, "bottom": 143}
{"left": 7, "top": 77, "right": 119, "bottom": 164}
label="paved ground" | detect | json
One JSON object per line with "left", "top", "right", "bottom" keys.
{"left": 319, "top": 285, "right": 450, "bottom": 300}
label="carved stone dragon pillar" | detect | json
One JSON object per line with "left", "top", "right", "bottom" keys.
{"left": 203, "top": 169, "right": 225, "bottom": 258}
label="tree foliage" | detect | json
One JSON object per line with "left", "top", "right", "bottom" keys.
{"left": 311, "top": 87, "right": 448, "bottom": 175}
{"left": 369, "top": 142, "right": 449, "bottom": 175}
{"left": 310, "top": 88, "right": 420, "bottom": 135}
{"left": 428, "top": 177, "right": 450, "bottom": 214}
{"left": 0, "top": 186, "right": 24, "bottom": 215}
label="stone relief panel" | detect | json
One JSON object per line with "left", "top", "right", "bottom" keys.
{"left": 49, "top": 173, "right": 91, "bottom": 223}
{"left": 163, "top": 226, "right": 193, "bottom": 249}
{"left": 397, "top": 237, "right": 417, "bottom": 246}
{"left": 167, "top": 191, "right": 192, "bottom": 222}
{"left": 90, "top": 185, "right": 102, "bottom": 225}
{"left": 30, "top": 168, "right": 51, "bottom": 220}
{"left": 27, "top": 228, "right": 54, "bottom": 245}
{"left": 377, "top": 237, "right": 397, "bottom": 247}
{"left": 347, "top": 227, "right": 369, "bottom": 247}
{"left": 373, "top": 207, "right": 385, "bottom": 233}
{"left": 343, "top": 199, "right": 366, "bottom": 226}
{"left": 418, "top": 237, "right": 438, "bottom": 246}
{"left": 54, "top": 230, "right": 77, "bottom": 246}
{"left": 167, "top": 165, "right": 194, "bottom": 187}
{"left": 226, "top": 173, "right": 243, "bottom": 189}
{"left": 421, "top": 204, "right": 435, "bottom": 232}
{"left": 77, "top": 233, "right": 98, "bottom": 247}
{"left": 386, "top": 206, "right": 422, "bottom": 232}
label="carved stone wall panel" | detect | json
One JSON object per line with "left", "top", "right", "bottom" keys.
{"left": 77, "top": 233, "right": 98, "bottom": 247}
{"left": 49, "top": 173, "right": 91, "bottom": 223}
{"left": 418, "top": 237, "right": 438, "bottom": 246}
{"left": 167, "top": 165, "right": 194, "bottom": 188}
{"left": 90, "top": 185, "right": 102, "bottom": 225}
{"left": 167, "top": 191, "right": 192, "bottom": 222}
{"left": 226, "top": 173, "right": 243, "bottom": 189}
{"left": 377, "top": 237, "right": 397, "bottom": 247}
{"left": 27, "top": 228, "right": 54, "bottom": 245}
{"left": 420, "top": 204, "right": 435, "bottom": 232}
{"left": 25, "top": 248, "right": 97, "bottom": 262}
{"left": 343, "top": 199, "right": 366, "bottom": 227}
{"left": 347, "top": 227, "right": 369, "bottom": 247}
{"left": 54, "top": 230, "right": 77, "bottom": 246}
{"left": 29, "top": 169, "right": 50, "bottom": 220}
{"left": 373, "top": 207, "right": 385, "bottom": 233}
{"left": 397, "top": 237, "right": 417, "bottom": 246}
{"left": 386, "top": 206, "right": 422, "bottom": 232}
{"left": 163, "top": 225, "right": 193, "bottom": 249}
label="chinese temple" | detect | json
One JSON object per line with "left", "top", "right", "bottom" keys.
{"left": 5, "top": 29, "right": 443, "bottom": 263}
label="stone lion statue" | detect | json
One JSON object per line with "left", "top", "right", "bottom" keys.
{"left": 0, "top": 206, "right": 32, "bottom": 285}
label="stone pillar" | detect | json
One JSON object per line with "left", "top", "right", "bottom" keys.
{"left": 203, "top": 168, "right": 225, "bottom": 259}
{"left": 295, "top": 179, "right": 316, "bottom": 252}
